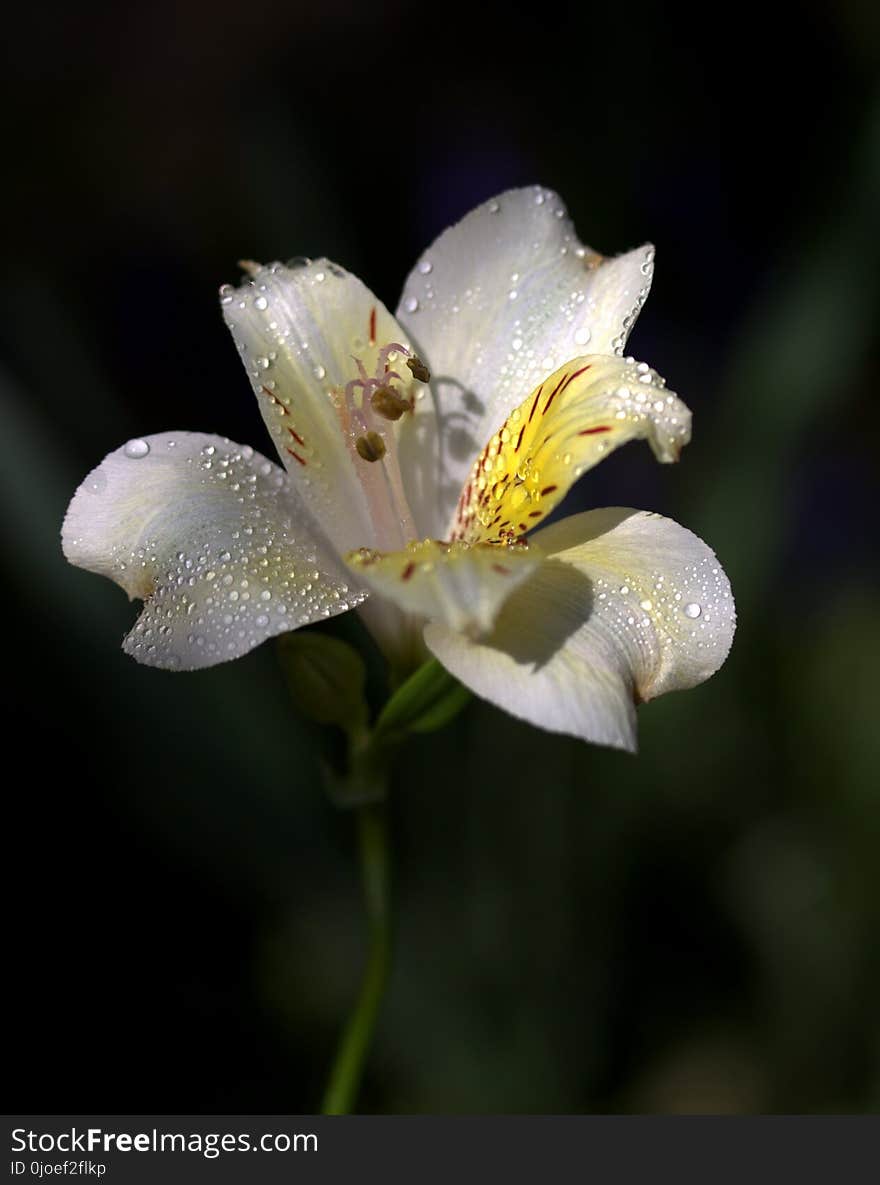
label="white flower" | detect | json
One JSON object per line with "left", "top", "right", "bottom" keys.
{"left": 62, "top": 186, "right": 735, "bottom": 750}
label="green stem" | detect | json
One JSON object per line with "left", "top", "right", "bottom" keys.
{"left": 321, "top": 802, "right": 392, "bottom": 1114}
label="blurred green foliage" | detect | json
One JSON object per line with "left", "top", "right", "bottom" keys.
{"left": 2, "top": 0, "right": 878, "bottom": 1115}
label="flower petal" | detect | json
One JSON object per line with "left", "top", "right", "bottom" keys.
{"left": 346, "top": 539, "right": 541, "bottom": 636}
{"left": 62, "top": 432, "right": 364, "bottom": 670}
{"left": 396, "top": 185, "right": 655, "bottom": 536}
{"left": 222, "top": 259, "right": 420, "bottom": 552}
{"left": 450, "top": 355, "right": 690, "bottom": 543}
{"left": 425, "top": 509, "right": 735, "bottom": 750}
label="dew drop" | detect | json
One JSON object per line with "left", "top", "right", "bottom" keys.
{"left": 124, "top": 438, "right": 150, "bottom": 459}
{"left": 404, "top": 296, "right": 419, "bottom": 313}
{"left": 254, "top": 295, "right": 268, "bottom": 310}
{"left": 574, "top": 326, "right": 592, "bottom": 346}
{"left": 684, "top": 602, "right": 702, "bottom": 619}
{"left": 418, "top": 260, "right": 433, "bottom": 274}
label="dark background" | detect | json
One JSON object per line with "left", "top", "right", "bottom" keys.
{"left": 2, "top": 0, "right": 879, "bottom": 1113}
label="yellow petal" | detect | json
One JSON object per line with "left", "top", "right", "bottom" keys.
{"left": 449, "top": 355, "right": 691, "bottom": 544}
{"left": 346, "top": 539, "right": 540, "bottom": 636}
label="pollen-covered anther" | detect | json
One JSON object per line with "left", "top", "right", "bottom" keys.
{"left": 355, "top": 431, "right": 387, "bottom": 463}
{"left": 370, "top": 385, "right": 413, "bottom": 422}
{"left": 406, "top": 355, "right": 431, "bottom": 383}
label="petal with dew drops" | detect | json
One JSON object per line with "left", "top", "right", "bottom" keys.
{"left": 450, "top": 355, "right": 690, "bottom": 544}
{"left": 62, "top": 432, "right": 365, "bottom": 670}
{"left": 425, "top": 509, "right": 735, "bottom": 751}
{"left": 222, "top": 258, "right": 421, "bottom": 553}
{"left": 396, "top": 185, "right": 655, "bottom": 537}
{"left": 346, "top": 539, "right": 541, "bottom": 637}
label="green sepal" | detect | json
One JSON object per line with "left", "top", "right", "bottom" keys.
{"left": 373, "top": 658, "right": 471, "bottom": 743}
{"left": 277, "top": 631, "right": 368, "bottom": 732}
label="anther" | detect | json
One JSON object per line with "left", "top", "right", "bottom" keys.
{"left": 370, "top": 385, "right": 412, "bottom": 422}
{"left": 406, "top": 355, "right": 431, "bottom": 383}
{"left": 355, "top": 431, "right": 387, "bottom": 463}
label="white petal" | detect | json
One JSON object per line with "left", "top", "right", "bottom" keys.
{"left": 425, "top": 509, "right": 735, "bottom": 751}
{"left": 396, "top": 186, "right": 655, "bottom": 536}
{"left": 62, "top": 432, "right": 364, "bottom": 670}
{"left": 347, "top": 539, "right": 540, "bottom": 636}
{"left": 222, "top": 259, "right": 419, "bottom": 552}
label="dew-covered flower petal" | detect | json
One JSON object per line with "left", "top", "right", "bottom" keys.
{"left": 222, "top": 259, "right": 421, "bottom": 551}
{"left": 347, "top": 539, "right": 541, "bottom": 636}
{"left": 62, "top": 432, "right": 364, "bottom": 670}
{"left": 425, "top": 509, "right": 735, "bottom": 750}
{"left": 396, "top": 186, "right": 655, "bottom": 536}
{"left": 450, "top": 355, "right": 690, "bottom": 543}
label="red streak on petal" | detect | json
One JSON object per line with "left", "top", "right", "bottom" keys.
{"left": 528, "top": 385, "right": 544, "bottom": 424}
{"left": 542, "top": 375, "right": 567, "bottom": 415}
{"left": 578, "top": 425, "right": 611, "bottom": 435}
{"left": 369, "top": 307, "right": 377, "bottom": 346}
{"left": 401, "top": 561, "right": 416, "bottom": 581}
{"left": 287, "top": 427, "right": 306, "bottom": 446}
{"left": 286, "top": 448, "right": 307, "bottom": 466}
{"left": 262, "top": 385, "right": 288, "bottom": 414}
{"left": 540, "top": 484, "right": 558, "bottom": 496}
{"left": 559, "top": 364, "right": 590, "bottom": 393}
{"left": 515, "top": 424, "right": 526, "bottom": 452}
{"left": 491, "top": 564, "right": 511, "bottom": 575}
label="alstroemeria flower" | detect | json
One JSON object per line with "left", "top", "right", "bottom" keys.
{"left": 63, "top": 187, "right": 735, "bottom": 750}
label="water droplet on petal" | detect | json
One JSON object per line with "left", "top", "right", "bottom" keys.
{"left": 684, "top": 602, "right": 702, "bottom": 618}
{"left": 124, "top": 438, "right": 150, "bottom": 459}
{"left": 574, "top": 327, "right": 592, "bottom": 346}
{"left": 404, "top": 296, "right": 419, "bottom": 313}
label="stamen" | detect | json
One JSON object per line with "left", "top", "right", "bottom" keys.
{"left": 237, "top": 259, "right": 261, "bottom": 278}
{"left": 406, "top": 355, "right": 431, "bottom": 383}
{"left": 344, "top": 338, "right": 420, "bottom": 549}
{"left": 376, "top": 342, "right": 410, "bottom": 374}
{"left": 356, "top": 431, "right": 387, "bottom": 462}
{"left": 371, "top": 385, "right": 412, "bottom": 422}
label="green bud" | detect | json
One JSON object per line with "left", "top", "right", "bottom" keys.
{"left": 277, "top": 631, "right": 368, "bottom": 731}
